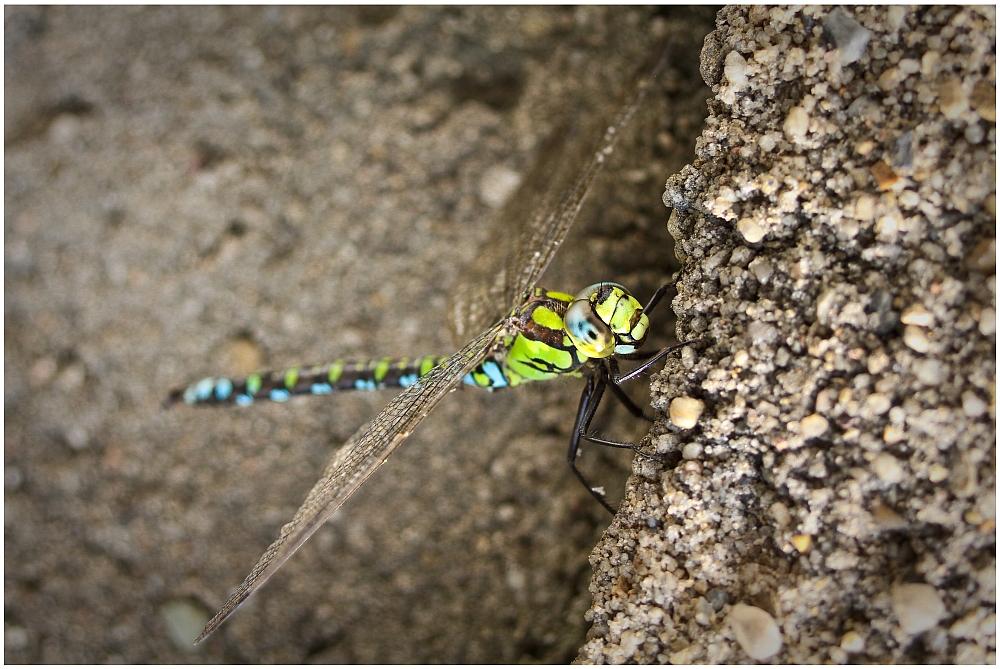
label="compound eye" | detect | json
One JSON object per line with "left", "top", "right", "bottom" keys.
{"left": 565, "top": 297, "right": 615, "bottom": 358}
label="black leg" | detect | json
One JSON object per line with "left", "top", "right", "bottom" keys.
{"left": 568, "top": 375, "right": 615, "bottom": 514}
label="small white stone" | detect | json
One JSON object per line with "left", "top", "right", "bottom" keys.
{"left": 728, "top": 603, "right": 783, "bottom": 661}
{"left": 769, "top": 502, "right": 792, "bottom": 527}
{"left": 737, "top": 218, "right": 767, "bottom": 243}
{"left": 961, "top": 392, "right": 988, "bottom": 418}
{"left": 913, "top": 359, "right": 949, "bottom": 385}
{"left": 872, "top": 453, "right": 904, "bottom": 483}
{"left": 724, "top": 50, "right": 749, "bottom": 90}
{"left": 670, "top": 396, "right": 705, "bottom": 430}
{"left": 901, "top": 303, "right": 935, "bottom": 327}
{"left": 903, "top": 325, "right": 931, "bottom": 353}
{"left": 823, "top": 8, "right": 872, "bottom": 65}
{"left": 478, "top": 166, "right": 522, "bottom": 209}
{"left": 978, "top": 308, "right": 995, "bottom": 336}
{"left": 892, "top": 583, "right": 946, "bottom": 635}
{"left": 682, "top": 442, "right": 703, "bottom": 460}
{"left": 783, "top": 106, "right": 810, "bottom": 141}
{"left": 861, "top": 393, "right": 892, "bottom": 419}
{"left": 840, "top": 630, "right": 865, "bottom": 653}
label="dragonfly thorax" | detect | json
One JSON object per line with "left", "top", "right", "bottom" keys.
{"left": 564, "top": 282, "right": 649, "bottom": 358}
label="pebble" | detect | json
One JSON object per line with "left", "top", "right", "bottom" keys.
{"left": 971, "top": 80, "right": 996, "bottom": 121}
{"left": 913, "top": 358, "right": 949, "bottom": 384}
{"left": 938, "top": 78, "right": 969, "bottom": 119}
{"left": 978, "top": 307, "right": 995, "bottom": 336}
{"left": 478, "top": 165, "right": 522, "bottom": 209}
{"left": 682, "top": 442, "right": 703, "bottom": 460}
{"left": 872, "top": 453, "right": 904, "bottom": 483}
{"left": 783, "top": 106, "right": 810, "bottom": 141}
{"left": 799, "top": 413, "right": 829, "bottom": 438}
{"left": 840, "top": 630, "right": 865, "bottom": 653}
{"left": 961, "top": 391, "right": 987, "bottom": 418}
{"left": 737, "top": 217, "right": 767, "bottom": 243}
{"left": 903, "top": 325, "right": 931, "bottom": 353}
{"left": 791, "top": 534, "right": 811, "bottom": 553}
{"left": 160, "top": 599, "right": 210, "bottom": 651}
{"left": 822, "top": 8, "right": 872, "bottom": 64}
{"left": 891, "top": 583, "right": 946, "bottom": 635}
{"left": 871, "top": 160, "right": 899, "bottom": 190}
{"left": 670, "top": 396, "right": 705, "bottom": 429}
{"left": 860, "top": 393, "right": 891, "bottom": 419}
{"left": 900, "top": 303, "right": 935, "bottom": 326}
{"left": 770, "top": 501, "right": 792, "bottom": 527}
{"left": 724, "top": 50, "right": 749, "bottom": 90}
{"left": 728, "top": 603, "right": 783, "bottom": 661}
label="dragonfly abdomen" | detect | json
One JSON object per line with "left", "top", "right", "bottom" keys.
{"left": 171, "top": 355, "right": 449, "bottom": 407}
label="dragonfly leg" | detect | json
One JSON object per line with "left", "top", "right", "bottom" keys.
{"left": 581, "top": 364, "right": 664, "bottom": 462}
{"left": 568, "top": 375, "right": 616, "bottom": 514}
{"left": 640, "top": 266, "right": 686, "bottom": 317}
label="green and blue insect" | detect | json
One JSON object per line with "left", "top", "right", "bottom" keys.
{"left": 174, "top": 283, "right": 650, "bottom": 406}
{"left": 173, "top": 42, "right": 682, "bottom": 644}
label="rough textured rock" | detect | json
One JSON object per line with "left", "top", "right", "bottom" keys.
{"left": 580, "top": 6, "right": 995, "bottom": 664}
{"left": 4, "top": 7, "right": 715, "bottom": 663}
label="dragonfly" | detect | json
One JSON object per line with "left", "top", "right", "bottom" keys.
{"left": 171, "top": 41, "right": 687, "bottom": 644}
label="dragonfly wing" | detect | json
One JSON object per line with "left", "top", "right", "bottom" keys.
{"left": 506, "top": 42, "right": 672, "bottom": 304}
{"left": 195, "top": 322, "right": 506, "bottom": 643}
{"left": 447, "top": 41, "right": 672, "bottom": 344}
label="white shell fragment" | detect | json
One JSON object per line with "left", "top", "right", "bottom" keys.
{"left": 670, "top": 396, "right": 705, "bottom": 429}
{"left": 892, "top": 583, "right": 946, "bottom": 635}
{"left": 729, "top": 603, "right": 783, "bottom": 661}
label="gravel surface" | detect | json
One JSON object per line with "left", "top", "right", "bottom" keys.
{"left": 580, "top": 6, "right": 995, "bottom": 664}
{"left": 5, "top": 7, "right": 713, "bottom": 663}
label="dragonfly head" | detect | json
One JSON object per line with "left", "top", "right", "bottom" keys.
{"left": 564, "top": 282, "right": 649, "bottom": 359}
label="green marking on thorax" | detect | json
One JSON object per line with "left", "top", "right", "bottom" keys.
{"left": 328, "top": 361, "right": 345, "bottom": 383}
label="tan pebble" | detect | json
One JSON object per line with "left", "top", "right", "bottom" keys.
{"left": 867, "top": 349, "right": 890, "bottom": 375}
{"left": 871, "top": 160, "right": 899, "bottom": 190}
{"left": 856, "top": 140, "right": 877, "bottom": 156}
{"left": 965, "top": 510, "right": 984, "bottom": 525}
{"left": 872, "top": 453, "right": 904, "bottom": 483}
{"left": 29, "top": 357, "right": 58, "bottom": 387}
{"left": 770, "top": 502, "right": 792, "bottom": 527}
{"left": 967, "top": 237, "right": 996, "bottom": 271}
{"left": 728, "top": 604, "right": 783, "bottom": 661}
{"left": 840, "top": 631, "right": 865, "bottom": 653}
{"left": 873, "top": 503, "right": 907, "bottom": 529}
{"left": 877, "top": 67, "right": 902, "bottom": 92}
{"left": 862, "top": 393, "right": 892, "bottom": 418}
{"left": 928, "top": 463, "right": 948, "bottom": 483}
{"left": 903, "top": 325, "right": 931, "bottom": 352}
{"left": 892, "top": 583, "right": 946, "bottom": 635}
{"left": 733, "top": 349, "right": 749, "bottom": 366}
{"left": 737, "top": 218, "right": 767, "bottom": 243}
{"left": 800, "top": 413, "right": 829, "bottom": 438}
{"left": 670, "top": 396, "right": 705, "bottom": 430}
{"left": 790, "top": 534, "right": 811, "bottom": 553}
{"left": 854, "top": 194, "right": 876, "bottom": 220}
{"left": 783, "top": 106, "right": 810, "bottom": 141}
{"left": 901, "top": 304, "right": 935, "bottom": 327}
{"left": 921, "top": 50, "right": 940, "bottom": 77}
{"left": 971, "top": 80, "right": 996, "bottom": 121}
{"left": 978, "top": 308, "right": 996, "bottom": 336}
{"left": 939, "top": 77, "right": 969, "bottom": 119}
{"left": 980, "top": 519, "right": 996, "bottom": 534}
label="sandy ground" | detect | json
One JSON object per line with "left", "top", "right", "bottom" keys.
{"left": 5, "top": 7, "right": 713, "bottom": 663}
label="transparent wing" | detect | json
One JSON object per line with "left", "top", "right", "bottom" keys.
{"left": 448, "top": 42, "right": 672, "bottom": 343}
{"left": 196, "top": 322, "right": 505, "bottom": 643}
